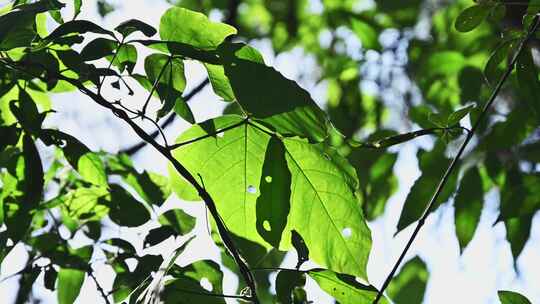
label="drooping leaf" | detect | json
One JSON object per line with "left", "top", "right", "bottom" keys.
{"left": 159, "top": 7, "right": 237, "bottom": 50}
{"left": 498, "top": 290, "right": 532, "bottom": 304}
{"left": 454, "top": 167, "right": 483, "bottom": 252}
{"left": 44, "top": 266, "right": 58, "bottom": 291}
{"left": 455, "top": 5, "right": 490, "bottom": 32}
{"left": 204, "top": 63, "right": 235, "bottom": 101}
{"left": 115, "top": 19, "right": 156, "bottom": 38}
{"left": 447, "top": 104, "right": 475, "bottom": 126}
{"left": 22, "top": 133, "right": 44, "bottom": 208}
{"left": 73, "top": 0, "right": 82, "bottom": 18}
{"left": 387, "top": 257, "right": 428, "bottom": 304}
{"left": 505, "top": 213, "right": 534, "bottom": 260}
{"left": 308, "top": 269, "right": 388, "bottom": 304}
{"left": 484, "top": 39, "right": 519, "bottom": 85}
{"left": 516, "top": 47, "right": 540, "bottom": 118}
{"left": 57, "top": 268, "right": 85, "bottom": 304}
{"left": 397, "top": 142, "right": 458, "bottom": 232}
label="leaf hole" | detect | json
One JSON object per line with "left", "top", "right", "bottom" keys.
{"left": 216, "top": 132, "right": 224, "bottom": 138}
{"left": 247, "top": 185, "right": 257, "bottom": 194}
{"left": 265, "top": 176, "right": 272, "bottom": 183}
{"left": 341, "top": 227, "right": 352, "bottom": 238}
{"left": 200, "top": 277, "right": 213, "bottom": 291}
{"left": 263, "top": 220, "right": 271, "bottom": 231}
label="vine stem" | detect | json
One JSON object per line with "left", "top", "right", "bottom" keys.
{"left": 373, "top": 15, "right": 540, "bottom": 303}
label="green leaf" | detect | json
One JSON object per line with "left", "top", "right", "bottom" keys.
{"left": 275, "top": 270, "right": 306, "bottom": 304}
{"left": 144, "top": 226, "right": 176, "bottom": 247}
{"left": 111, "top": 43, "right": 137, "bottom": 74}
{"left": 350, "top": 18, "right": 380, "bottom": 50}
{"left": 107, "top": 184, "right": 151, "bottom": 227}
{"left": 505, "top": 213, "right": 534, "bottom": 260}
{"left": 222, "top": 44, "right": 330, "bottom": 141}
{"left": 10, "top": 90, "right": 44, "bottom": 134}
{"left": 170, "top": 116, "right": 372, "bottom": 278}
{"left": 0, "top": 9, "right": 37, "bottom": 50}
{"left": 41, "top": 129, "right": 108, "bottom": 186}
{"left": 256, "top": 136, "right": 291, "bottom": 247}
{"left": 454, "top": 167, "right": 483, "bottom": 253}
{"left": 387, "top": 257, "right": 428, "bottom": 304}
{"left": 455, "top": 5, "right": 490, "bottom": 32}
{"left": 73, "top": 0, "right": 82, "bottom": 18}
{"left": 447, "top": 104, "right": 475, "bottom": 126}
{"left": 425, "top": 51, "right": 466, "bottom": 77}
{"left": 516, "top": 47, "right": 540, "bottom": 118}
{"left": 159, "top": 7, "right": 237, "bottom": 50}
{"left": 397, "top": 143, "right": 458, "bottom": 232}
{"left": 57, "top": 268, "right": 85, "bottom": 304}
{"left": 308, "top": 269, "right": 388, "bottom": 304}
{"left": 204, "top": 63, "right": 235, "bottom": 101}
{"left": 159, "top": 209, "right": 196, "bottom": 235}
{"left": 115, "top": 19, "right": 156, "bottom": 38}
{"left": 498, "top": 290, "right": 532, "bottom": 304}
{"left": 62, "top": 186, "right": 110, "bottom": 222}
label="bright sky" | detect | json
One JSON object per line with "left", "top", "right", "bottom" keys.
{"left": 0, "top": 0, "right": 539, "bottom": 303}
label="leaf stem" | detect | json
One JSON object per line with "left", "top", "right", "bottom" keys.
{"left": 141, "top": 56, "right": 172, "bottom": 115}
{"left": 372, "top": 14, "right": 540, "bottom": 303}
{"left": 169, "top": 118, "right": 248, "bottom": 150}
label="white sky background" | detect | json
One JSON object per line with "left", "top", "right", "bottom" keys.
{"left": 0, "top": 0, "right": 539, "bottom": 303}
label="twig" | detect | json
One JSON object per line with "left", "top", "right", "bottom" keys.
{"left": 141, "top": 56, "right": 172, "bottom": 115}
{"left": 169, "top": 287, "right": 251, "bottom": 301}
{"left": 119, "top": 78, "right": 210, "bottom": 156}
{"left": 372, "top": 14, "right": 540, "bottom": 303}
{"left": 88, "top": 269, "right": 111, "bottom": 304}
{"left": 168, "top": 118, "right": 248, "bottom": 150}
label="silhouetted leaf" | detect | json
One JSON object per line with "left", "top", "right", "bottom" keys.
{"left": 516, "top": 47, "right": 540, "bottom": 118}
{"left": 80, "top": 37, "right": 117, "bottom": 61}
{"left": 46, "top": 20, "right": 114, "bottom": 41}
{"left": 159, "top": 209, "right": 196, "bottom": 235}
{"left": 115, "top": 19, "right": 156, "bottom": 38}
{"left": 276, "top": 270, "right": 306, "bottom": 304}
{"left": 144, "top": 226, "right": 176, "bottom": 247}
{"left": 44, "top": 266, "right": 58, "bottom": 291}
{"left": 291, "top": 230, "right": 309, "bottom": 269}
{"left": 107, "top": 184, "right": 151, "bottom": 227}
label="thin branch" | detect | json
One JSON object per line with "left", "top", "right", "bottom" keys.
{"left": 168, "top": 118, "right": 248, "bottom": 150}
{"left": 88, "top": 269, "right": 111, "bottom": 304}
{"left": 119, "top": 78, "right": 210, "bottom": 156}
{"left": 169, "top": 287, "right": 251, "bottom": 301}
{"left": 372, "top": 15, "right": 540, "bottom": 303}
{"left": 141, "top": 56, "right": 172, "bottom": 115}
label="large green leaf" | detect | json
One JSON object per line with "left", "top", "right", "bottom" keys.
{"left": 454, "top": 167, "right": 483, "bottom": 253}
{"left": 159, "top": 7, "right": 236, "bottom": 50}
{"left": 387, "top": 257, "right": 428, "bottom": 304}
{"left": 498, "top": 290, "right": 532, "bottom": 304}
{"left": 308, "top": 269, "right": 388, "bottom": 304}
{"left": 57, "top": 268, "right": 85, "bottom": 304}
{"left": 170, "top": 115, "right": 372, "bottom": 278}
{"left": 221, "top": 44, "right": 330, "bottom": 142}
{"left": 455, "top": 5, "right": 490, "bottom": 32}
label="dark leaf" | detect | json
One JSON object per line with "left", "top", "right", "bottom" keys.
{"left": 275, "top": 270, "right": 305, "bottom": 304}
{"left": 498, "top": 290, "right": 532, "bottom": 304}
{"left": 291, "top": 230, "right": 309, "bottom": 269}
{"left": 106, "top": 184, "right": 151, "bottom": 227}
{"left": 115, "top": 19, "right": 156, "bottom": 38}
{"left": 454, "top": 167, "right": 483, "bottom": 252}
{"left": 516, "top": 47, "right": 540, "bottom": 118}
{"left": 387, "top": 257, "right": 428, "bottom": 304}
{"left": 144, "top": 226, "right": 176, "bottom": 247}
{"left": 455, "top": 4, "right": 490, "bottom": 32}
{"left": 44, "top": 266, "right": 58, "bottom": 291}
{"left": 46, "top": 20, "right": 115, "bottom": 41}
{"left": 80, "top": 37, "right": 117, "bottom": 61}
{"left": 256, "top": 137, "right": 291, "bottom": 247}
{"left": 158, "top": 209, "right": 196, "bottom": 235}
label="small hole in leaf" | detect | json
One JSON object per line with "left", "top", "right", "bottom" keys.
{"left": 247, "top": 185, "right": 256, "bottom": 194}
{"left": 217, "top": 132, "right": 224, "bottom": 138}
{"left": 263, "top": 220, "right": 271, "bottom": 231}
{"left": 323, "top": 154, "right": 331, "bottom": 160}
{"left": 265, "top": 176, "right": 272, "bottom": 183}
{"left": 342, "top": 227, "right": 352, "bottom": 238}
{"left": 200, "top": 277, "right": 213, "bottom": 291}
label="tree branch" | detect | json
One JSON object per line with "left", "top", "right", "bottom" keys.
{"left": 119, "top": 78, "right": 209, "bottom": 156}
{"left": 373, "top": 14, "right": 540, "bottom": 303}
